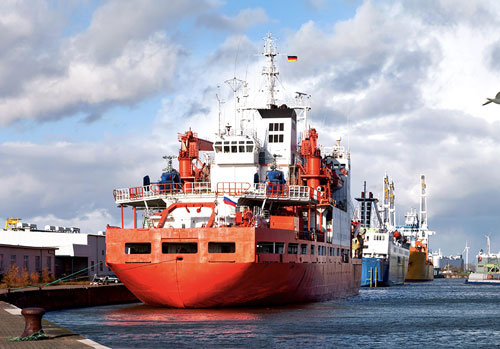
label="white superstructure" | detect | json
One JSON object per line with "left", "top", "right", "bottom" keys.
{"left": 398, "top": 175, "right": 435, "bottom": 249}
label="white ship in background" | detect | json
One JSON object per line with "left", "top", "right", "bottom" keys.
{"left": 357, "top": 174, "right": 409, "bottom": 287}
{"left": 467, "top": 235, "right": 500, "bottom": 285}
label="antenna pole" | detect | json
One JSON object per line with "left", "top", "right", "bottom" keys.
{"left": 225, "top": 77, "right": 244, "bottom": 134}
{"left": 262, "top": 33, "right": 279, "bottom": 108}
{"left": 216, "top": 88, "right": 223, "bottom": 136}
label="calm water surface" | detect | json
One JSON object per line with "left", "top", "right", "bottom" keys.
{"left": 45, "top": 278, "right": 500, "bottom": 348}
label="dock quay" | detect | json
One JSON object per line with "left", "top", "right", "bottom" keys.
{"left": 0, "top": 301, "right": 108, "bottom": 348}
{"left": 0, "top": 284, "right": 138, "bottom": 311}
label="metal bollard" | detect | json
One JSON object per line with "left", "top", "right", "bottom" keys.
{"left": 20, "top": 307, "right": 46, "bottom": 338}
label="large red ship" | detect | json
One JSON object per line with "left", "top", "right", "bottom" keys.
{"left": 106, "top": 34, "right": 362, "bottom": 308}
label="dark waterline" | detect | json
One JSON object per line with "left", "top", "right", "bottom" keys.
{"left": 45, "top": 279, "right": 500, "bottom": 348}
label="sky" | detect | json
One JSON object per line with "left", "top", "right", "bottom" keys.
{"left": 1, "top": 0, "right": 500, "bottom": 258}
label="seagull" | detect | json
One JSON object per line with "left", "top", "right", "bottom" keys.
{"left": 483, "top": 91, "right": 500, "bottom": 106}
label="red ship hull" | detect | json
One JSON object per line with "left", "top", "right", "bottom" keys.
{"left": 106, "top": 226, "right": 362, "bottom": 308}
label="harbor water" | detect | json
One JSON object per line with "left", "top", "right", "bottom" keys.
{"left": 45, "top": 278, "right": 500, "bottom": 348}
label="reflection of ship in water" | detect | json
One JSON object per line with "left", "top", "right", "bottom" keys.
{"left": 105, "top": 34, "right": 362, "bottom": 308}
{"left": 356, "top": 175, "right": 409, "bottom": 287}
{"left": 398, "top": 175, "right": 434, "bottom": 282}
{"left": 102, "top": 303, "right": 264, "bottom": 325}
{"left": 466, "top": 235, "right": 500, "bottom": 285}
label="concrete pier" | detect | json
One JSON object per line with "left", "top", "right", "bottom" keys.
{"left": 0, "top": 301, "right": 108, "bottom": 348}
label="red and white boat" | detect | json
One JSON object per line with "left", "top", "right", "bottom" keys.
{"left": 106, "top": 34, "right": 362, "bottom": 308}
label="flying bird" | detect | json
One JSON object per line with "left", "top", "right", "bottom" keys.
{"left": 483, "top": 91, "right": 500, "bottom": 106}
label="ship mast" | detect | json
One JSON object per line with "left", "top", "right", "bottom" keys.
{"left": 464, "top": 240, "right": 470, "bottom": 270}
{"left": 419, "top": 174, "right": 427, "bottom": 230}
{"left": 262, "top": 33, "right": 279, "bottom": 108}
{"left": 383, "top": 173, "right": 390, "bottom": 225}
{"left": 389, "top": 179, "right": 396, "bottom": 227}
{"left": 485, "top": 234, "right": 491, "bottom": 255}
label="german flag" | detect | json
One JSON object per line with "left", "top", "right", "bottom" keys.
{"left": 287, "top": 56, "right": 298, "bottom": 62}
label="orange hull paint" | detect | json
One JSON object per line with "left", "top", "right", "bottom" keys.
{"left": 405, "top": 250, "right": 434, "bottom": 282}
{"left": 106, "top": 226, "right": 362, "bottom": 308}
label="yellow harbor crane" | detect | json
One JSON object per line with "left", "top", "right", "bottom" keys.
{"left": 4, "top": 218, "right": 21, "bottom": 230}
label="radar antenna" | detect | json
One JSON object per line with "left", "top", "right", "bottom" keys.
{"left": 162, "top": 155, "right": 176, "bottom": 173}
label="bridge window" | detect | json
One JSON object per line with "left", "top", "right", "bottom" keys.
{"left": 162, "top": 243, "right": 198, "bottom": 254}
{"left": 311, "top": 245, "right": 315, "bottom": 255}
{"left": 208, "top": 242, "right": 235, "bottom": 253}
{"left": 214, "top": 142, "right": 222, "bottom": 153}
{"left": 269, "top": 123, "right": 284, "bottom": 131}
{"left": 125, "top": 243, "right": 151, "bottom": 254}
{"left": 268, "top": 123, "right": 285, "bottom": 143}
{"left": 246, "top": 141, "right": 254, "bottom": 152}
{"left": 288, "top": 243, "right": 298, "bottom": 254}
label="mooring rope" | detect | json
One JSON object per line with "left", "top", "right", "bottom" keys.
{"left": 8, "top": 330, "right": 49, "bottom": 341}
{"left": 7, "top": 257, "right": 180, "bottom": 291}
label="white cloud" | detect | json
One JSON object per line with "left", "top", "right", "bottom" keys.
{"left": 0, "top": 0, "right": 215, "bottom": 125}
{"left": 0, "top": 137, "right": 167, "bottom": 232}
{"left": 196, "top": 8, "right": 269, "bottom": 32}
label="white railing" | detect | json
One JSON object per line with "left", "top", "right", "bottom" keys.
{"left": 113, "top": 181, "right": 320, "bottom": 204}
{"left": 242, "top": 183, "right": 313, "bottom": 202}
{"left": 113, "top": 182, "right": 213, "bottom": 203}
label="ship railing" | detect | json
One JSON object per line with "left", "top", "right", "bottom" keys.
{"left": 216, "top": 182, "right": 251, "bottom": 196}
{"left": 114, "top": 181, "right": 320, "bottom": 204}
{"left": 243, "top": 183, "right": 312, "bottom": 201}
{"left": 113, "top": 182, "right": 214, "bottom": 203}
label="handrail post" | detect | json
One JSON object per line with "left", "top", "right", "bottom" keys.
{"left": 121, "top": 205, "right": 124, "bottom": 229}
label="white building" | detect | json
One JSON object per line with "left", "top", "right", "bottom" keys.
{"left": 431, "top": 249, "right": 464, "bottom": 271}
{"left": 0, "top": 223, "right": 111, "bottom": 278}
